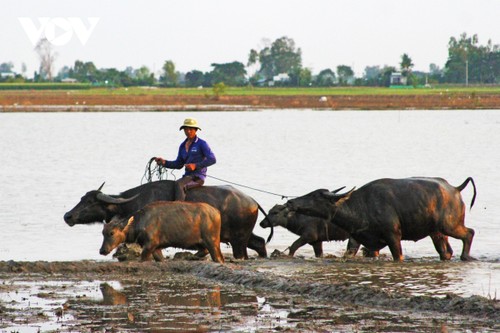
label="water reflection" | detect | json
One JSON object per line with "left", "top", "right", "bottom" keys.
{"left": 55, "top": 276, "right": 269, "bottom": 332}
{"left": 120, "top": 279, "right": 260, "bottom": 331}
{"left": 100, "top": 282, "right": 128, "bottom": 305}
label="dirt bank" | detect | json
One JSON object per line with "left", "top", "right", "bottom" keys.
{"left": 1, "top": 91, "right": 500, "bottom": 111}
{"left": 0, "top": 258, "right": 498, "bottom": 332}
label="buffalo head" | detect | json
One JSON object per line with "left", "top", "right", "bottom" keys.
{"left": 100, "top": 215, "right": 134, "bottom": 256}
{"left": 259, "top": 204, "right": 289, "bottom": 228}
{"left": 64, "top": 182, "right": 139, "bottom": 226}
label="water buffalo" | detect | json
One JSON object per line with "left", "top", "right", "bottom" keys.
{"left": 100, "top": 201, "right": 224, "bottom": 263}
{"left": 260, "top": 204, "right": 379, "bottom": 258}
{"left": 64, "top": 180, "right": 270, "bottom": 259}
{"left": 283, "top": 177, "right": 477, "bottom": 261}
{"left": 260, "top": 204, "right": 359, "bottom": 257}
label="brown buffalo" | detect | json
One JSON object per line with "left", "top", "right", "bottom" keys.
{"left": 99, "top": 201, "right": 224, "bottom": 263}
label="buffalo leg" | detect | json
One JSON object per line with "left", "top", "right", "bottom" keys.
{"left": 459, "top": 227, "right": 475, "bottom": 261}
{"left": 231, "top": 240, "right": 248, "bottom": 260}
{"left": 446, "top": 240, "right": 454, "bottom": 257}
{"left": 344, "top": 237, "right": 361, "bottom": 257}
{"left": 362, "top": 248, "right": 380, "bottom": 258}
{"left": 386, "top": 232, "right": 404, "bottom": 261}
{"left": 139, "top": 238, "right": 159, "bottom": 261}
{"left": 442, "top": 216, "right": 475, "bottom": 260}
{"left": 152, "top": 249, "right": 165, "bottom": 262}
{"left": 443, "top": 225, "right": 475, "bottom": 261}
{"left": 140, "top": 248, "right": 154, "bottom": 262}
{"left": 388, "top": 242, "right": 404, "bottom": 261}
{"left": 206, "top": 242, "right": 224, "bottom": 264}
{"left": 430, "top": 233, "right": 453, "bottom": 260}
{"left": 194, "top": 248, "right": 209, "bottom": 258}
{"left": 288, "top": 237, "right": 309, "bottom": 257}
{"left": 247, "top": 233, "right": 267, "bottom": 258}
{"left": 311, "top": 241, "right": 323, "bottom": 258}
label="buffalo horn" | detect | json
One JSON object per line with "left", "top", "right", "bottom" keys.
{"left": 97, "top": 182, "right": 105, "bottom": 191}
{"left": 325, "top": 187, "right": 356, "bottom": 198}
{"left": 331, "top": 186, "right": 346, "bottom": 194}
{"left": 96, "top": 192, "right": 139, "bottom": 204}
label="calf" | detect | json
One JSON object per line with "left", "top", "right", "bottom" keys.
{"left": 99, "top": 201, "right": 224, "bottom": 263}
{"left": 285, "top": 177, "right": 476, "bottom": 261}
{"left": 260, "top": 204, "right": 377, "bottom": 258}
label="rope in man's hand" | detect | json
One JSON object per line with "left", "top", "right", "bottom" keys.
{"left": 141, "top": 157, "right": 176, "bottom": 184}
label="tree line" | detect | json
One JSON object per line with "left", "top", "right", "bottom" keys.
{"left": 1, "top": 33, "right": 499, "bottom": 87}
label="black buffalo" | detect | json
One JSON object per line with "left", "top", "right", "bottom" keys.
{"left": 64, "top": 180, "right": 271, "bottom": 259}
{"left": 283, "top": 177, "right": 477, "bottom": 261}
{"left": 260, "top": 204, "right": 377, "bottom": 258}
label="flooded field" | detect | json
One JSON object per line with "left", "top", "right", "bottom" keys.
{"left": 1, "top": 258, "right": 498, "bottom": 332}
{"left": 1, "top": 110, "right": 499, "bottom": 332}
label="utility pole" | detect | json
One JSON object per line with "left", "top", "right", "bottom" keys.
{"left": 465, "top": 60, "right": 469, "bottom": 86}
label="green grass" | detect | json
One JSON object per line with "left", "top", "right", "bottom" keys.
{"left": 1, "top": 83, "right": 500, "bottom": 96}
{"left": 0, "top": 83, "right": 91, "bottom": 90}
{"left": 71, "top": 86, "right": 500, "bottom": 96}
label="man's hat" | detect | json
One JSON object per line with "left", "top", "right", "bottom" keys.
{"left": 179, "top": 118, "right": 201, "bottom": 131}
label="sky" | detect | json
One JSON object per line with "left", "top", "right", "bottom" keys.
{"left": 2, "top": 0, "right": 500, "bottom": 78}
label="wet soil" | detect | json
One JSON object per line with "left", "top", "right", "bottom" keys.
{"left": 0, "top": 256, "right": 498, "bottom": 332}
{"left": 1, "top": 91, "right": 500, "bottom": 111}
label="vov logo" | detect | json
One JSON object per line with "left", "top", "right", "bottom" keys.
{"left": 18, "top": 17, "right": 100, "bottom": 46}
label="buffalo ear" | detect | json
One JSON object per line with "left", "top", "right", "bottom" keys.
{"left": 122, "top": 216, "right": 135, "bottom": 234}
{"left": 337, "top": 187, "right": 356, "bottom": 204}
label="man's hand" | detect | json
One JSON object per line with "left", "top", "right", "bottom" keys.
{"left": 155, "top": 157, "right": 165, "bottom": 166}
{"left": 185, "top": 163, "right": 196, "bottom": 171}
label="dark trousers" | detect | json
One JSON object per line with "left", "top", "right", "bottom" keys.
{"left": 175, "top": 176, "right": 204, "bottom": 200}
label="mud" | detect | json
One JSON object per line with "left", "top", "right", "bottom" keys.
{"left": 0, "top": 257, "right": 498, "bottom": 332}
{"left": 2, "top": 91, "right": 500, "bottom": 111}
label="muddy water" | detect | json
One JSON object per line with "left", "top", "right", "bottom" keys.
{"left": 252, "top": 256, "right": 499, "bottom": 298}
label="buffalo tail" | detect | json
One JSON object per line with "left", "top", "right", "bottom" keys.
{"left": 456, "top": 177, "right": 477, "bottom": 209}
{"left": 258, "top": 204, "right": 273, "bottom": 243}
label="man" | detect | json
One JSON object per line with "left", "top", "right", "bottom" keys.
{"left": 155, "top": 117, "right": 216, "bottom": 201}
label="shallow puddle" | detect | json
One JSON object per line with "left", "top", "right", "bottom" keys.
{"left": 0, "top": 273, "right": 299, "bottom": 332}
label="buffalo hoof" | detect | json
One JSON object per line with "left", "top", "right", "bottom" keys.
{"left": 270, "top": 249, "right": 293, "bottom": 258}
{"left": 361, "top": 247, "right": 380, "bottom": 258}
{"left": 460, "top": 254, "right": 477, "bottom": 261}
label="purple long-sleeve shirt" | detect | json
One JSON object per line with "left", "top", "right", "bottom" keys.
{"left": 164, "top": 136, "right": 216, "bottom": 180}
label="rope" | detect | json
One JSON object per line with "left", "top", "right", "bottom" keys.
{"left": 141, "top": 158, "right": 293, "bottom": 199}
{"left": 141, "top": 157, "right": 177, "bottom": 184}
{"left": 206, "top": 174, "right": 294, "bottom": 200}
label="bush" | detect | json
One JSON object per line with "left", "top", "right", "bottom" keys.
{"left": 212, "top": 82, "right": 226, "bottom": 99}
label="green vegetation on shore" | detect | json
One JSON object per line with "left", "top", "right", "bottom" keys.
{"left": 0, "top": 83, "right": 91, "bottom": 90}
{"left": 2, "top": 84, "right": 500, "bottom": 96}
